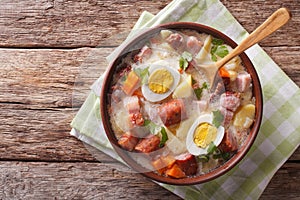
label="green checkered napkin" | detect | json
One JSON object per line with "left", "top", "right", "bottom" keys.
{"left": 70, "top": 0, "right": 300, "bottom": 199}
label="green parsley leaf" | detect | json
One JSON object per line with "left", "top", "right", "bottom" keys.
{"left": 159, "top": 127, "right": 168, "bottom": 147}
{"left": 191, "top": 77, "right": 197, "bottom": 85}
{"left": 212, "top": 38, "right": 224, "bottom": 45}
{"left": 143, "top": 119, "right": 160, "bottom": 134}
{"left": 213, "top": 150, "right": 231, "bottom": 161}
{"left": 182, "top": 51, "right": 193, "bottom": 62}
{"left": 211, "top": 54, "right": 218, "bottom": 62}
{"left": 210, "top": 45, "right": 218, "bottom": 54}
{"left": 212, "top": 110, "right": 224, "bottom": 128}
{"left": 143, "top": 119, "right": 151, "bottom": 126}
{"left": 207, "top": 142, "right": 217, "bottom": 154}
{"left": 134, "top": 67, "right": 149, "bottom": 84}
{"left": 202, "top": 82, "right": 208, "bottom": 89}
{"left": 197, "top": 155, "right": 209, "bottom": 162}
{"left": 194, "top": 88, "right": 202, "bottom": 100}
{"left": 179, "top": 57, "right": 189, "bottom": 71}
{"left": 210, "top": 38, "right": 229, "bottom": 62}
{"left": 179, "top": 51, "right": 193, "bottom": 71}
{"left": 193, "top": 82, "right": 209, "bottom": 100}
{"left": 215, "top": 45, "right": 229, "bottom": 58}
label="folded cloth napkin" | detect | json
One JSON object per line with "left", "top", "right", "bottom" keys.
{"left": 70, "top": 0, "right": 300, "bottom": 199}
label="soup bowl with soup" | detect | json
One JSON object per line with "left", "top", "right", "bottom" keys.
{"left": 100, "top": 22, "right": 263, "bottom": 185}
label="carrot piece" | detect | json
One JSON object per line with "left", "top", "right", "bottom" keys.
{"left": 166, "top": 164, "right": 186, "bottom": 178}
{"left": 160, "top": 155, "right": 176, "bottom": 168}
{"left": 152, "top": 158, "right": 166, "bottom": 175}
{"left": 132, "top": 88, "right": 143, "bottom": 98}
{"left": 219, "top": 67, "right": 230, "bottom": 78}
{"left": 152, "top": 155, "right": 176, "bottom": 175}
{"left": 122, "top": 71, "right": 140, "bottom": 95}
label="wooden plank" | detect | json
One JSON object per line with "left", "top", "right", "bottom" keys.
{"left": 261, "top": 162, "right": 300, "bottom": 199}
{"left": 0, "top": 47, "right": 299, "bottom": 109}
{"left": 0, "top": 0, "right": 170, "bottom": 48}
{"left": 0, "top": 105, "right": 96, "bottom": 162}
{"left": 0, "top": 161, "right": 181, "bottom": 199}
{"left": 0, "top": 0, "right": 298, "bottom": 48}
{"left": 222, "top": 0, "right": 299, "bottom": 47}
{"left": 0, "top": 48, "right": 110, "bottom": 108}
{"left": 0, "top": 161, "right": 299, "bottom": 199}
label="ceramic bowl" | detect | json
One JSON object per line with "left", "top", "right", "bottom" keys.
{"left": 100, "top": 22, "right": 263, "bottom": 185}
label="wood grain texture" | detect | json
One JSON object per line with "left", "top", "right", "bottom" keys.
{"left": 0, "top": 0, "right": 169, "bottom": 48}
{"left": 0, "top": 0, "right": 299, "bottom": 199}
{"left": 0, "top": 161, "right": 181, "bottom": 199}
{"left": 0, "top": 161, "right": 299, "bottom": 199}
{"left": 0, "top": 0, "right": 298, "bottom": 48}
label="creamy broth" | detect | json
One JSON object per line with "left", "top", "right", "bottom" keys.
{"left": 108, "top": 29, "right": 255, "bottom": 178}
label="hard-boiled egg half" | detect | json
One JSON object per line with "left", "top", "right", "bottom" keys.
{"left": 186, "top": 113, "right": 225, "bottom": 156}
{"left": 141, "top": 64, "right": 180, "bottom": 102}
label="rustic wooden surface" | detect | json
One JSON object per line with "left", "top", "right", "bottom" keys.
{"left": 0, "top": 0, "right": 299, "bottom": 199}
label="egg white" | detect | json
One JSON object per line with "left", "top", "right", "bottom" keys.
{"left": 141, "top": 64, "right": 180, "bottom": 102}
{"left": 186, "top": 113, "right": 225, "bottom": 156}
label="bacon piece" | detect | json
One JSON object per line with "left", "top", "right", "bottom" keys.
{"left": 123, "top": 96, "right": 144, "bottom": 126}
{"left": 220, "top": 107, "right": 234, "bottom": 127}
{"left": 219, "top": 129, "right": 238, "bottom": 152}
{"left": 134, "top": 45, "right": 152, "bottom": 63}
{"left": 236, "top": 72, "right": 252, "bottom": 92}
{"left": 118, "top": 132, "right": 139, "bottom": 151}
{"left": 220, "top": 92, "right": 241, "bottom": 112}
{"left": 166, "top": 33, "right": 184, "bottom": 50}
{"left": 186, "top": 36, "right": 203, "bottom": 55}
{"left": 158, "top": 99, "right": 187, "bottom": 126}
{"left": 174, "top": 153, "right": 198, "bottom": 176}
{"left": 134, "top": 134, "right": 160, "bottom": 153}
{"left": 124, "top": 96, "right": 140, "bottom": 114}
{"left": 212, "top": 81, "right": 225, "bottom": 96}
{"left": 129, "top": 112, "right": 144, "bottom": 126}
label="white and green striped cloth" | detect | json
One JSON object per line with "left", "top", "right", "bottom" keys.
{"left": 70, "top": 0, "right": 300, "bottom": 199}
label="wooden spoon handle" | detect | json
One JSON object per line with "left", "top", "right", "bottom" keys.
{"left": 215, "top": 8, "right": 291, "bottom": 68}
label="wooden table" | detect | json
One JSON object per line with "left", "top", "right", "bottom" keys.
{"left": 1, "top": 0, "right": 299, "bottom": 199}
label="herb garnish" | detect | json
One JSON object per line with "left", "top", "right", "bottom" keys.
{"left": 194, "top": 82, "right": 208, "bottom": 100}
{"left": 143, "top": 119, "right": 160, "bottom": 134}
{"left": 212, "top": 110, "right": 224, "bottom": 128}
{"left": 179, "top": 51, "right": 193, "bottom": 71}
{"left": 159, "top": 127, "right": 168, "bottom": 147}
{"left": 134, "top": 67, "right": 149, "bottom": 84}
{"left": 197, "top": 142, "right": 232, "bottom": 162}
{"left": 210, "top": 38, "right": 229, "bottom": 62}
{"left": 143, "top": 120, "right": 168, "bottom": 147}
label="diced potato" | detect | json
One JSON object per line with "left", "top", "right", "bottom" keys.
{"left": 195, "top": 35, "right": 212, "bottom": 63}
{"left": 224, "top": 56, "right": 242, "bottom": 71}
{"left": 228, "top": 70, "right": 237, "bottom": 81}
{"left": 165, "top": 128, "right": 186, "bottom": 155}
{"left": 176, "top": 114, "right": 198, "bottom": 141}
{"left": 172, "top": 74, "right": 193, "bottom": 98}
{"left": 160, "top": 30, "right": 172, "bottom": 39}
{"left": 233, "top": 104, "right": 255, "bottom": 129}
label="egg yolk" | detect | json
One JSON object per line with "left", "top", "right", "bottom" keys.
{"left": 148, "top": 69, "right": 174, "bottom": 94}
{"left": 194, "top": 123, "right": 217, "bottom": 148}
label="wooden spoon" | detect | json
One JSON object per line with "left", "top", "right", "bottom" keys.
{"left": 201, "top": 8, "right": 291, "bottom": 88}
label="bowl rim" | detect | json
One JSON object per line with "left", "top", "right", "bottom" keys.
{"left": 100, "top": 22, "right": 263, "bottom": 185}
